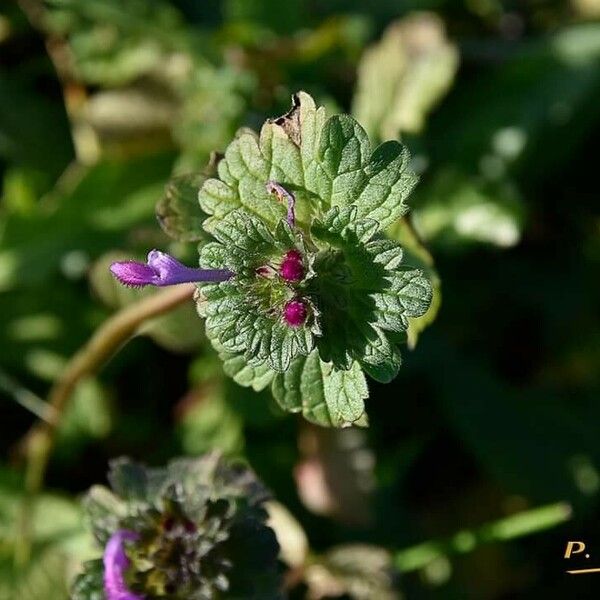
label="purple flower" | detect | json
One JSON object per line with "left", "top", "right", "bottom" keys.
{"left": 103, "top": 530, "right": 144, "bottom": 600}
{"left": 266, "top": 181, "right": 296, "bottom": 227}
{"left": 110, "top": 250, "right": 234, "bottom": 288}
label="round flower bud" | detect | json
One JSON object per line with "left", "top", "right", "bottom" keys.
{"left": 280, "top": 250, "right": 304, "bottom": 282}
{"left": 283, "top": 299, "right": 308, "bottom": 327}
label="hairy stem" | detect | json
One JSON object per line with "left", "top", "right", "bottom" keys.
{"left": 15, "top": 284, "right": 195, "bottom": 564}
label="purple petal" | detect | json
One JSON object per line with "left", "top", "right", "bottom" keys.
{"left": 266, "top": 181, "right": 296, "bottom": 227}
{"left": 103, "top": 530, "right": 144, "bottom": 600}
{"left": 110, "top": 261, "right": 159, "bottom": 288}
{"left": 146, "top": 250, "right": 190, "bottom": 283}
{"left": 110, "top": 251, "right": 234, "bottom": 288}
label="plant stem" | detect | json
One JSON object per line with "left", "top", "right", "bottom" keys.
{"left": 395, "top": 501, "right": 572, "bottom": 573}
{"left": 15, "top": 283, "right": 195, "bottom": 564}
{"left": 0, "top": 368, "right": 57, "bottom": 423}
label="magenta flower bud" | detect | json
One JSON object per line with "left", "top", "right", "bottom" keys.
{"left": 266, "top": 181, "right": 296, "bottom": 227}
{"left": 110, "top": 250, "right": 234, "bottom": 288}
{"left": 280, "top": 250, "right": 304, "bottom": 282}
{"left": 103, "top": 530, "right": 144, "bottom": 600}
{"left": 283, "top": 299, "right": 307, "bottom": 327}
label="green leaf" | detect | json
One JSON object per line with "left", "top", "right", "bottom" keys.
{"left": 195, "top": 94, "right": 431, "bottom": 425}
{"left": 0, "top": 547, "right": 70, "bottom": 600}
{"left": 272, "top": 350, "right": 368, "bottom": 427}
{"left": 311, "top": 206, "right": 431, "bottom": 382}
{"left": 82, "top": 485, "right": 125, "bottom": 545}
{"left": 199, "top": 209, "right": 318, "bottom": 372}
{"left": 71, "top": 559, "right": 104, "bottom": 600}
{"left": 156, "top": 172, "right": 211, "bottom": 242}
{"left": 43, "top": 0, "right": 187, "bottom": 86}
{"left": 221, "top": 351, "right": 275, "bottom": 392}
{"left": 107, "top": 457, "right": 152, "bottom": 502}
{"left": 198, "top": 127, "right": 292, "bottom": 232}
{"left": 386, "top": 217, "right": 441, "bottom": 348}
{"left": 177, "top": 386, "right": 245, "bottom": 457}
{"left": 316, "top": 117, "right": 416, "bottom": 229}
{"left": 306, "top": 544, "right": 398, "bottom": 600}
{"left": 352, "top": 14, "right": 458, "bottom": 140}
{"left": 199, "top": 204, "right": 431, "bottom": 383}
{"left": 198, "top": 91, "right": 417, "bottom": 232}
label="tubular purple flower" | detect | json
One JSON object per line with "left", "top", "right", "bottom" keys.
{"left": 266, "top": 181, "right": 296, "bottom": 227}
{"left": 110, "top": 250, "right": 234, "bottom": 288}
{"left": 103, "top": 530, "right": 144, "bottom": 600}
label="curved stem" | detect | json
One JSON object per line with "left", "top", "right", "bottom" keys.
{"left": 395, "top": 502, "right": 572, "bottom": 573}
{"left": 15, "top": 283, "right": 195, "bottom": 564}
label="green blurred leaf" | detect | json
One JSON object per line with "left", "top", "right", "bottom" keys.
{"left": 430, "top": 24, "right": 600, "bottom": 180}
{"left": 0, "top": 547, "right": 69, "bottom": 600}
{"left": 44, "top": 0, "right": 188, "bottom": 86}
{"left": 58, "top": 377, "right": 112, "bottom": 445}
{"left": 156, "top": 173, "right": 210, "bottom": 242}
{"left": 224, "top": 0, "right": 304, "bottom": 33}
{"left": 0, "top": 469, "right": 90, "bottom": 599}
{"left": 70, "top": 559, "right": 104, "bottom": 600}
{"left": 306, "top": 544, "right": 399, "bottom": 600}
{"left": 414, "top": 169, "right": 525, "bottom": 248}
{"left": 174, "top": 65, "right": 255, "bottom": 170}
{"left": 353, "top": 13, "right": 458, "bottom": 141}
{"left": 0, "top": 152, "right": 174, "bottom": 292}
{"left": 176, "top": 382, "right": 244, "bottom": 456}
{"left": 82, "top": 486, "right": 125, "bottom": 545}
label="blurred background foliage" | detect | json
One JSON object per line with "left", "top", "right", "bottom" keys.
{"left": 0, "top": 0, "right": 599, "bottom": 598}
